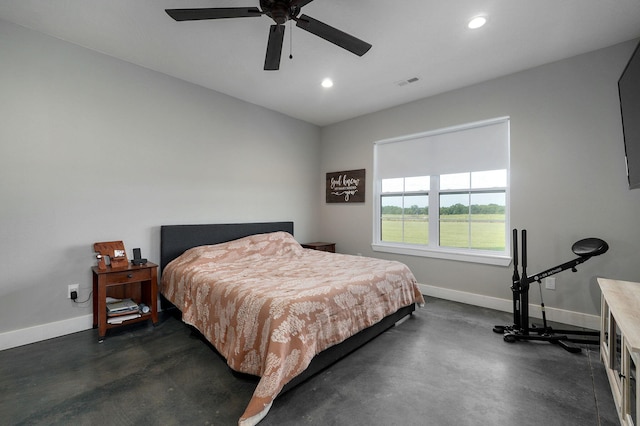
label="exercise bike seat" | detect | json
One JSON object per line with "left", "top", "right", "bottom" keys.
{"left": 572, "top": 237, "right": 609, "bottom": 257}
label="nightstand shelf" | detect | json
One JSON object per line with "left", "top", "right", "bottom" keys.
{"left": 92, "top": 262, "right": 158, "bottom": 342}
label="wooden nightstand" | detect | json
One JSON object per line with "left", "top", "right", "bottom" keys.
{"left": 301, "top": 242, "right": 336, "bottom": 253}
{"left": 92, "top": 262, "right": 158, "bottom": 342}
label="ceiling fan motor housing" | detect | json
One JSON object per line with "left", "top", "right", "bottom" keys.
{"left": 260, "top": 0, "right": 300, "bottom": 25}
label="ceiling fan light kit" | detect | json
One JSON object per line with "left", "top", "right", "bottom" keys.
{"left": 165, "top": 0, "right": 372, "bottom": 71}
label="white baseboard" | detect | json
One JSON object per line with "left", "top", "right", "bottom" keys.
{"left": 0, "top": 286, "right": 600, "bottom": 352}
{"left": 418, "top": 283, "right": 601, "bottom": 331}
{"left": 0, "top": 314, "right": 93, "bottom": 351}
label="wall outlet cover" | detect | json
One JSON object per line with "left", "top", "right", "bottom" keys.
{"left": 68, "top": 283, "right": 79, "bottom": 299}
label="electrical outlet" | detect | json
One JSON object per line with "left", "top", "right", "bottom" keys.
{"left": 68, "top": 284, "right": 79, "bottom": 299}
{"left": 545, "top": 277, "right": 556, "bottom": 290}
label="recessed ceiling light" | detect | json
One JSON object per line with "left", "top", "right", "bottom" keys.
{"left": 468, "top": 16, "right": 487, "bottom": 29}
{"left": 321, "top": 78, "right": 334, "bottom": 88}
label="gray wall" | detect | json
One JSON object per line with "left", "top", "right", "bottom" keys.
{"left": 0, "top": 20, "right": 321, "bottom": 334}
{"left": 3, "top": 16, "right": 640, "bottom": 343}
{"left": 319, "top": 39, "right": 640, "bottom": 318}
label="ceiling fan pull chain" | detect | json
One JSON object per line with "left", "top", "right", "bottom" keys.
{"left": 289, "top": 20, "right": 293, "bottom": 60}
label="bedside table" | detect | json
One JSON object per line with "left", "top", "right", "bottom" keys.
{"left": 92, "top": 262, "right": 158, "bottom": 342}
{"left": 301, "top": 242, "right": 336, "bottom": 253}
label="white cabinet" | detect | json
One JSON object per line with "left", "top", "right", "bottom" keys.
{"left": 599, "top": 278, "right": 640, "bottom": 426}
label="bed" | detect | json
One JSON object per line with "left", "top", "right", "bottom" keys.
{"left": 159, "top": 222, "right": 424, "bottom": 425}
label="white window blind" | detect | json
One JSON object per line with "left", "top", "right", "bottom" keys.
{"left": 374, "top": 117, "right": 509, "bottom": 179}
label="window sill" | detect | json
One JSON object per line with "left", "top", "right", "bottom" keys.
{"left": 371, "top": 243, "right": 512, "bottom": 266}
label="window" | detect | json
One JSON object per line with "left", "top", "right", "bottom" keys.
{"left": 373, "top": 117, "right": 510, "bottom": 265}
{"left": 381, "top": 176, "right": 429, "bottom": 245}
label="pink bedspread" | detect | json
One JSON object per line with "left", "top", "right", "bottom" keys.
{"left": 160, "top": 231, "right": 424, "bottom": 425}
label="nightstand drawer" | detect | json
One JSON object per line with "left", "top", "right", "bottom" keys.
{"left": 105, "top": 268, "right": 151, "bottom": 285}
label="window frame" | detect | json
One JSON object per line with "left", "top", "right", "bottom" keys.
{"left": 372, "top": 117, "right": 511, "bottom": 266}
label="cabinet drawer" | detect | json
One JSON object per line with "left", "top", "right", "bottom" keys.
{"left": 105, "top": 268, "right": 151, "bottom": 285}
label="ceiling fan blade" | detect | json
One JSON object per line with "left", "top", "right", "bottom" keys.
{"left": 295, "top": 14, "right": 371, "bottom": 57}
{"left": 291, "top": 0, "right": 315, "bottom": 7}
{"left": 165, "top": 7, "right": 261, "bottom": 21}
{"left": 264, "top": 25, "right": 285, "bottom": 71}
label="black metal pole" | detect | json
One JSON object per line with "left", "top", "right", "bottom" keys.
{"left": 525, "top": 256, "right": 590, "bottom": 285}
{"left": 520, "top": 230, "right": 529, "bottom": 335}
{"left": 512, "top": 228, "right": 521, "bottom": 329}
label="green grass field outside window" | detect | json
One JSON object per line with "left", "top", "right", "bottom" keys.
{"left": 382, "top": 214, "right": 505, "bottom": 251}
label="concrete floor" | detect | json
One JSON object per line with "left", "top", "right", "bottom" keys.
{"left": 0, "top": 298, "right": 619, "bottom": 426}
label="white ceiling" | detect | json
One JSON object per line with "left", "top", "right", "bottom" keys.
{"left": 1, "top": 1, "right": 640, "bottom": 126}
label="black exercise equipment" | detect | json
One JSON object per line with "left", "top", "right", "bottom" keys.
{"left": 493, "top": 229, "right": 609, "bottom": 353}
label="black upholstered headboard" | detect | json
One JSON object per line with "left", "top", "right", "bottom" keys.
{"left": 160, "top": 221, "right": 294, "bottom": 273}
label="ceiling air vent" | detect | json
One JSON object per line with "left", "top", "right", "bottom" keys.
{"left": 396, "top": 77, "right": 420, "bottom": 87}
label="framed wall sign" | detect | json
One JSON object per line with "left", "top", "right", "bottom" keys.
{"left": 326, "top": 169, "right": 365, "bottom": 203}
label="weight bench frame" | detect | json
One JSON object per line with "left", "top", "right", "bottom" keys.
{"left": 493, "top": 229, "right": 609, "bottom": 353}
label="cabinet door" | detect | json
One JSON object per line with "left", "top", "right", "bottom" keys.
{"left": 626, "top": 349, "right": 637, "bottom": 426}
{"left": 602, "top": 297, "right": 610, "bottom": 359}
{"left": 611, "top": 319, "right": 624, "bottom": 401}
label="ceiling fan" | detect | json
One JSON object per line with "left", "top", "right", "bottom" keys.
{"left": 165, "top": 0, "right": 372, "bottom": 70}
